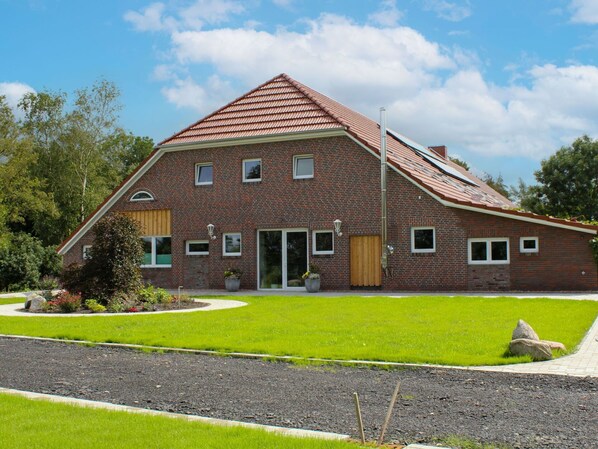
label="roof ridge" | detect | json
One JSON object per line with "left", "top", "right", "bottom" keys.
{"left": 158, "top": 73, "right": 290, "bottom": 146}
{"left": 280, "top": 73, "right": 348, "bottom": 129}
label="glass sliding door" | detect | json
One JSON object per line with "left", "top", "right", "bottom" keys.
{"left": 258, "top": 229, "right": 308, "bottom": 290}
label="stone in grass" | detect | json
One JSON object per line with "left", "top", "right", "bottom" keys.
{"left": 24, "top": 294, "right": 46, "bottom": 312}
{"left": 510, "top": 338, "right": 552, "bottom": 361}
{"left": 512, "top": 319, "right": 540, "bottom": 341}
{"left": 542, "top": 340, "right": 566, "bottom": 351}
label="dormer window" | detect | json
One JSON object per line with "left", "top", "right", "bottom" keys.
{"left": 130, "top": 191, "right": 154, "bottom": 202}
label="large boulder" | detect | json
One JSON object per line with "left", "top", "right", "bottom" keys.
{"left": 542, "top": 340, "right": 566, "bottom": 351}
{"left": 509, "top": 338, "right": 552, "bottom": 361}
{"left": 512, "top": 319, "right": 540, "bottom": 341}
{"left": 24, "top": 294, "right": 46, "bottom": 312}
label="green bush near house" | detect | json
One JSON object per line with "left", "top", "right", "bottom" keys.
{"left": 0, "top": 295, "right": 596, "bottom": 366}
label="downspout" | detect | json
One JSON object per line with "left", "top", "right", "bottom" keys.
{"left": 380, "top": 108, "right": 388, "bottom": 274}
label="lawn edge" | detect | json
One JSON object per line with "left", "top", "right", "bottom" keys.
{"left": 0, "top": 387, "right": 350, "bottom": 441}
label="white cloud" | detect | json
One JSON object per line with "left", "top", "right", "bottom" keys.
{"left": 124, "top": 2, "right": 176, "bottom": 32}
{"left": 0, "top": 82, "right": 36, "bottom": 116}
{"left": 368, "top": 0, "right": 403, "bottom": 27}
{"left": 272, "top": 0, "right": 293, "bottom": 8}
{"left": 422, "top": 0, "right": 471, "bottom": 22}
{"left": 161, "top": 75, "right": 234, "bottom": 113}
{"left": 570, "top": 0, "right": 598, "bottom": 24}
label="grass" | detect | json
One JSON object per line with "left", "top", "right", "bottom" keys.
{"left": 437, "top": 434, "right": 512, "bottom": 449}
{"left": 0, "top": 393, "right": 363, "bottom": 449}
{"left": 0, "top": 297, "right": 23, "bottom": 305}
{"left": 0, "top": 295, "right": 596, "bottom": 366}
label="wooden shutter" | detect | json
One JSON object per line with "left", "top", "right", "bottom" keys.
{"left": 350, "top": 235, "right": 382, "bottom": 287}
{"left": 121, "top": 209, "right": 171, "bottom": 237}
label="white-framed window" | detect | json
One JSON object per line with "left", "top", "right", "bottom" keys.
{"left": 186, "top": 240, "right": 209, "bottom": 255}
{"left": 243, "top": 159, "right": 261, "bottom": 182}
{"left": 520, "top": 237, "right": 539, "bottom": 253}
{"left": 411, "top": 227, "right": 436, "bottom": 253}
{"left": 312, "top": 230, "right": 334, "bottom": 255}
{"left": 223, "top": 233, "right": 242, "bottom": 256}
{"left": 141, "top": 236, "right": 172, "bottom": 268}
{"left": 195, "top": 162, "right": 213, "bottom": 185}
{"left": 293, "top": 154, "right": 314, "bottom": 179}
{"left": 130, "top": 190, "right": 154, "bottom": 202}
{"left": 82, "top": 245, "right": 92, "bottom": 260}
{"left": 468, "top": 238, "right": 510, "bottom": 265}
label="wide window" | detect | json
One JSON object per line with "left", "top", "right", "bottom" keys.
{"left": 141, "top": 236, "right": 172, "bottom": 267}
{"left": 293, "top": 155, "right": 314, "bottom": 179}
{"left": 312, "top": 230, "right": 334, "bottom": 255}
{"left": 223, "top": 233, "right": 242, "bottom": 256}
{"left": 520, "top": 237, "right": 539, "bottom": 253}
{"left": 468, "top": 238, "right": 509, "bottom": 264}
{"left": 186, "top": 240, "right": 209, "bottom": 255}
{"left": 130, "top": 191, "right": 154, "bottom": 202}
{"left": 195, "top": 163, "right": 213, "bottom": 185}
{"left": 243, "top": 159, "right": 261, "bottom": 182}
{"left": 411, "top": 227, "right": 435, "bottom": 253}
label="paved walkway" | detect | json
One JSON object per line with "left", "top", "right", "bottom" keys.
{"left": 2, "top": 290, "right": 597, "bottom": 377}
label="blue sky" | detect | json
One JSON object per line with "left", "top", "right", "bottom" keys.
{"left": 2, "top": 0, "right": 598, "bottom": 185}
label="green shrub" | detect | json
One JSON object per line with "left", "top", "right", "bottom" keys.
{"left": 60, "top": 263, "right": 84, "bottom": 294}
{"left": 138, "top": 284, "right": 158, "bottom": 304}
{"left": 155, "top": 288, "right": 171, "bottom": 304}
{"left": 590, "top": 236, "right": 598, "bottom": 267}
{"left": 39, "top": 275, "right": 59, "bottom": 291}
{"left": 106, "top": 292, "right": 137, "bottom": 313}
{"left": 85, "top": 299, "right": 106, "bottom": 313}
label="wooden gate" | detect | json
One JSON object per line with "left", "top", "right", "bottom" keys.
{"left": 350, "top": 235, "right": 382, "bottom": 287}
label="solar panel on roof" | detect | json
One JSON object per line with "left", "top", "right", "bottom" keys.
{"left": 385, "top": 127, "right": 478, "bottom": 186}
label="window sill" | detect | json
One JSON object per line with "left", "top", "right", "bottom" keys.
{"left": 141, "top": 265, "right": 172, "bottom": 269}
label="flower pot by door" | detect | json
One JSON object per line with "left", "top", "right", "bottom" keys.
{"left": 225, "top": 278, "right": 241, "bottom": 292}
{"left": 304, "top": 278, "right": 320, "bottom": 293}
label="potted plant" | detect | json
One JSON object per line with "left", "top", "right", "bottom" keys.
{"left": 224, "top": 267, "right": 242, "bottom": 292}
{"left": 302, "top": 263, "right": 321, "bottom": 293}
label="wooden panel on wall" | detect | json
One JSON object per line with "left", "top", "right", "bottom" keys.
{"left": 350, "top": 235, "right": 382, "bottom": 287}
{"left": 121, "top": 209, "right": 171, "bottom": 236}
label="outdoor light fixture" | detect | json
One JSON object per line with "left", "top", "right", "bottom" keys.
{"left": 386, "top": 244, "right": 395, "bottom": 255}
{"left": 333, "top": 219, "right": 343, "bottom": 236}
{"left": 207, "top": 223, "right": 216, "bottom": 240}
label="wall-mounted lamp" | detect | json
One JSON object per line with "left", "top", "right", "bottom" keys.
{"left": 333, "top": 219, "right": 343, "bottom": 237}
{"left": 207, "top": 223, "right": 216, "bottom": 240}
{"left": 386, "top": 244, "right": 395, "bottom": 255}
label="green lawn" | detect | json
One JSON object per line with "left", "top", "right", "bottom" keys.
{"left": 0, "top": 295, "right": 596, "bottom": 366}
{"left": 0, "top": 393, "right": 361, "bottom": 449}
{"left": 0, "top": 297, "right": 23, "bottom": 305}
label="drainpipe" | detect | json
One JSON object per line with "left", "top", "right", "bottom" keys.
{"left": 380, "top": 108, "right": 388, "bottom": 273}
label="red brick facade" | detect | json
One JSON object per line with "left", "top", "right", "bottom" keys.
{"left": 63, "top": 135, "right": 598, "bottom": 291}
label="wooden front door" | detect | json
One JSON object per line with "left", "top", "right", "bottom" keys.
{"left": 350, "top": 235, "right": 382, "bottom": 287}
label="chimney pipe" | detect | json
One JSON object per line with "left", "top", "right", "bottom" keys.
{"left": 380, "top": 108, "right": 388, "bottom": 272}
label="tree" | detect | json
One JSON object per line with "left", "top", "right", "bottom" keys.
{"left": 71, "top": 213, "right": 144, "bottom": 303}
{"left": 449, "top": 156, "right": 470, "bottom": 171}
{"left": 481, "top": 173, "right": 511, "bottom": 200}
{"left": 522, "top": 136, "right": 598, "bottom": 220}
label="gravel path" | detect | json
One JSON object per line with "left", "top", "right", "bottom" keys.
{"left": 0, "top": 337, "right": 596, "bottom": 449}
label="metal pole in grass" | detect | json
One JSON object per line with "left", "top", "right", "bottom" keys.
{"left": 353, "top": 392, "right": 366, "bottom": 444}
{"left": 377, "top": 380, "right": 401, "bottom": 446}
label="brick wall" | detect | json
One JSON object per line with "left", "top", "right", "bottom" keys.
{"left": 63, "top": 135, "right": 598, "bottom": 291}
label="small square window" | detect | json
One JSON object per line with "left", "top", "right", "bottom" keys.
{"left": 312, "top": 230, "right": 334, "bottom": 255}
{"left": 243, "top": 159, "right": 261, "bottom": 182}
{"left": 411, "top": 227, "right": 435, "bottom": 253}
{"left": 520, "top": 237, "right": 539, "bottom": 253}
{"left": 223, "top": 233, "right": 242, "bottom": 256}
{"left": 82, "top": 245, "right": 92, "bottom": 260}
{"left": 195, "top": 163, "right": 213, "bottom": 185}
{"left": 186, "top": 240, "right": 209, "bottom": 255}
{"left": 468, "top": 238, "right": 509, "bottom": 264}
{"left": 294, "top": 155, "right": 314, "bottom": 179}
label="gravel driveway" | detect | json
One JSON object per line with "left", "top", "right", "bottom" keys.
{"left": 0, "top": 337, "right": 596, "bottom": 449}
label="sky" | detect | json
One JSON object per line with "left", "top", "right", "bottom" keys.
{"left": 2, "top": 0, "right": 598, "bottom": 185}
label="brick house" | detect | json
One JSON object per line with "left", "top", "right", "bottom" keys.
{"left": 57, "top": 74, "right": 598, "bottom": 291}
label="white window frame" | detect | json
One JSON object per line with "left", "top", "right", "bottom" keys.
{"left": 141, "top": 236, "right": 172, "bottom": 268}
{"left": 468, "top": 238, "right": 510, "bottom": 265}
{"left": 242, "top": 158, "right": 262, "bottom": 183}
{"left": 411, "top": 227, "right": 436, "bottom": 253}
{"left": 130, "top": 190, "right": 154, "bottom": 202}
{"left": 82, "top": 245, "right": 92, "bottom": 260}
{"left": 195, "top": 162, "right": 213, "bottom": 186}
{"left": 186, "top": 240, "right": 209, "bottom": 256}
{"left": 312, "top": 230, "right": 334, "bottom": 255}
{"left": 520, "top": 237, "right": 539, "bottom": 253}
{"left": 293, "top": 154, "right": 314, "bottom": 179}
{"left": 223, "top": 233, "right": 242, "bottom": 256}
